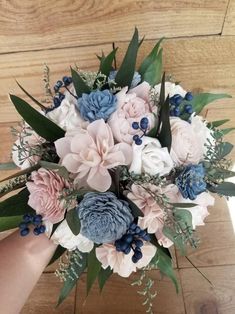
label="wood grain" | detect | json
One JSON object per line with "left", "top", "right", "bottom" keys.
{"left": 21, "top": 273, "right": 75, "bottom": 314}
{"left": 177, "top": 222, "right": 235, "bottom": 268}
{"left": 0, "top": 43, "right": 112, "bottom": 123}
{"left": 222, "top": 0, "right": 235, "bottom": 35}
{"left": 0, "top": 0, "right": 229, "bottom": 54}
{"left": 179, "top": 265, "right": 235, "bottom": 314}
{"left": 76, "top": 271, "right": 185, "bottom": 314}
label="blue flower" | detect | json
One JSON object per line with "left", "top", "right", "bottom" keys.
{"left": 76, "top": 89, "right": 117, "bottom": 122}
{"left": 176, "top": 164, "right": 206, "bottom": 200}
{"left": 108, "top": 70, "right": 141, "bottom": 88}
{"left": 77, "top": 192, "right": 133, "bottom": 244}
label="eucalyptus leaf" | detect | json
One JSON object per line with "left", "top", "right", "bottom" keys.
{"left": 205, "top": 167, "right": 235, "bottom": 180}
{"left": 216, "top": 142, "right": 233, "bottom": 159}
{"left": 174, "top": 209, "right": 193, "bottom": 229}
{"left": 115, "top": 28, "right": 139, "bottom": 88}
{"left": 207, "top": 119, "right": 230, "bottom": 128}
{"left": 0, "top": 164, "right": 40, "bottom": 183}
{"left": 0, "top": 188, "right": 34, "bottom": 217}
{"left": 142, "top": 48, "right": 163, "bottom": 86}
{"left": 208, "top": 182, "right": 235, "bottom": 196}
{"left": 0, "top": 162, "right": 17, "bottom": 170}
{"left": 191, "top": 93, "right": 231, "bottom": 115}
{"left": 98, "top": 267, "right": 112, "bottom": 292}
{"left": 71, "top": 67, "right": 90, "bottom": 98}
{"left": 0, "top": 215, "right": 22, "bottom": 232}
{"left": 99, "top": 48, "right": 118, "bottom": 76}
{"left": 170, "top": 203, "right": 197, "bottom": 208}
{"left": 9, "top": 94, "right": 65, "bottom": 142}
{"left": 87, "top": 248, "right": 102, "bottom": 296}
{"left": 163, "top": 226, "right": 186, "bottom": 256}
{"left": 16, "top": 80, "right": 46, "bottom": 110}
{"left": 48, "top": 245, "right": 66, "bottom": 266}
{"left": 66, "top": 208, "right": 80, "bottom": 236}
{"left": 57, "top": 252, "right": 87, "bottom": 306}
{"left": 214, "top": 128, "right": 235, "bottom": 139}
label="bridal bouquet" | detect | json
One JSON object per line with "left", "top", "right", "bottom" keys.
{"left": 1, "top": 28, "right": 235, "bottom": 312}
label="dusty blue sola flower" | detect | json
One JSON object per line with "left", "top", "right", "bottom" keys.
{"left": 176, "top": 163, "right": 206, "bottom": 200}
{"left": 109, "top": 70, "right": 141, "bottom": 88}
{"left": 77, "top": 192, "right": 133, "bottom": 244}
{"left": 76, "top": 89, "right": 117, "bottom": 122}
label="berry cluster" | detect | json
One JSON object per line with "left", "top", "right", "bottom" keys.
{"left": 132, "top": 117, "right": 149, "bottom": 145}
{"left": 19, "top": 214, "right": 46, "bottom": 237}
{"left": 114, "top": 222, "right": 150, "bottom": 263}
{"left": 169, "top": 92, "right": 194, "bottom": 117}
{"left": 52, "top": 76, "right": 73, "bottom": 108}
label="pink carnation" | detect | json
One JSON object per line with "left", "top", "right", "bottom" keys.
{"left": 96, "top": 242, "right": 156, "bottom": 277}
{"left": 26, "top": 168, "right": 69, "bottom": 224}
{"left": 55, "top": 119, "right": 132, "bottom": 192}
{"left": 108, "top": 82, "right": 156, "bottom": 144}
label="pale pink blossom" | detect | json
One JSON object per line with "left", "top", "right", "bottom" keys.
{"left": 55, "top": 119, "right": 132, "bottom": 192}
{"left": 96, "top": 242, "right": 156, "bottom": 277}
{"left": 26, "top": 168, "right": 70, "bottom": 223}
{"left": 170, "top": 117, "right": 205, "bottom": 166}
{"left": 108, "top": 82, "right": 156, "bottom": 144}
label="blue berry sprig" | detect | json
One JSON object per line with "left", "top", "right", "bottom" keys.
{"left": 115, "top": 222, "right": 150, "bottom": 263}
{"left": 132, "top": 117, "right": 149, "bottom": 145}
{"left": 169, "top": 92, "right": 194, "bottom": 117}
{"left": 19, "top": 214, "right": 46, "bottom": 236}
{"left": 52, "top": 76, "right": 77, "bottom": 109}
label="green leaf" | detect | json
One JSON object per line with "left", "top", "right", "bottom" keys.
{"left": 0, "top": 215, "right": 22, "bottom": 232}
{"left": 0, "top": 162, "right": 17, "bottom": 170}
{"left": 191, "top": 93, "right": 232, "bottom": 115}
{"left": 158, "top": 95, "right": 172, "bottom": 152}
{"left": 214, "top": 128, "right": 235, "bottom": 139}
{"left": 71, "top": 67, "right": 90, "bottom": 98}
{"left": 216, "top": 142, "right": 233, "bottom": 159}
{"left": 16, "top": 80, "right": 46, "bottom": 110}
{"left": 0, "top": 164, "right": 40, "bottom": 183}
{"left": 142, "top": 48, "right": 163, "bottom": 86}
{"left": 205, "top": 167, "right": 235, "bottom": 180}
{"left": 122, "top": 195, "right": 144, "bottom": 217}
{"left": 48, "top": 245, "right": 66, "bottom": 266}
{"left": 0, "top": 188, "right": 34, "bottom": 217}
{"left": 87, "top": 248, "right": 102, "bottom": 296}
{"left": 208, "top": 182, "right": 235, "bottom": 196}
{"left": 207, "top": 119, "right": 230, "bottom": 128}
{"left": 138, "top": 38, "right": 164, "bottom": 77}
{"left": 57, "top": 252, "right": 87, "bottom": 306}
{"left": 174, "top": 209, "right": 193, "bottom": 229}
{"left": 154, "top": 247, "right": 179, "bottom": 293}
{"left": 49, "top": 221, "right": 63, "bottom": 239}
{"left": 66, "top": 208, "right": 81, "bottom": 236}
{"left": 9, "top": 95, "right": 65, "bottom": 142}
{"left": 163, "top": 226, "right": 186, "bottom": 256}
{"left": 98, "top": 267, "right": 112, "bottom": 292}
{"left": 99, "top": 48, "right": 118, "bottom": 76}
{"left": 170, "top": 203, "right": 197, "bottom": 208}
{"left": 115, "top": 28, "right": 139, "bottom": 88}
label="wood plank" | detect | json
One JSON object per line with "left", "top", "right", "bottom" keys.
{"left": 0, "top": 43, "right": 112, "bottom": 123}
{"left": 177, "top": 222, "right": 235, "bottom": 268}
{"left": 21, "top": 273, "right": 75, "bottom": 314}
{"left": 179, "top": 265, "right": 235, "bottom": 314}
{"left": 76, "top": 271, "right": 185, "bottom": 314}
{"left": 115, "top": 36, "right": 235, "bottom": 114}
{"left": 0, "top": 0, "right": 229, "bottom": 54}
{"left": 222, "top": 0, "right": 235, "bottom": 35}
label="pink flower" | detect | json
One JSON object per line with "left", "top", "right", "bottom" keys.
{"left": 170, "top": 117, "right": 205, "bottom": 166}
{"left": 108, "top": 82, "right": 156, "bottom": 144}
{"left": 55, "top": 119, "right": 132, "bottom": 192}
{"left": 26, "top": 168, "right": 69, "bottom": 224}
{"left": 96, "top": 242, "right": 156, "bottom": 277}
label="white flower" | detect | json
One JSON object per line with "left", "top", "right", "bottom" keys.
{"left": 154, "top": 82, "right": 186, "bottom": 99}
{"left": 46, "top": 89, "right": 88, "bottom": 131}
{"left": 190, "top": 113, "right": 214, "bottom": 155}
{"left": 45, "top": 220, "right": 94, "bottom": 253}
{"left": 129, "top": 136, "right": 174, "bottom": 176}
{"left": 170, "top": 117, "right": 205, "bottom": 166}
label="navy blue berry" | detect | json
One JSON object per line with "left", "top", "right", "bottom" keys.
{"left": 132, "top": 122, "right": 139, "bottom": 130}
{"left": 135, "top": 137, "right": 142, "bottom": 145}
{"left": 185, "top": 92, "right": 193, "bottom": 101}
{"left": 185, "top": 104, "right": 193, "bottom": 114}
{"left": 20, "top": 228, "right": 30, "bottom": 236}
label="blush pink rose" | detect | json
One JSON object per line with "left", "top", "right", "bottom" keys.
{"left": 96, "top": 242, "right": 156, "bottom": 277}
{"left": 108, "top": 82, "right": 156, "bottom": 144}
{"left": 170, "top": 117, "right": 204, "bottom": 166}
{"left": 55, "top": 119, "right": 132, "bottom": 192}
{"left": 26, "top": 168, "right": 70, "bottom": 224}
